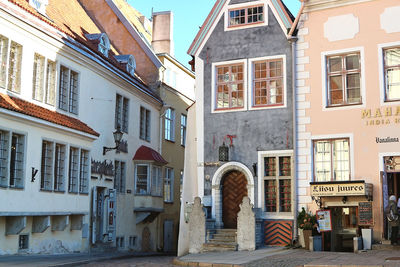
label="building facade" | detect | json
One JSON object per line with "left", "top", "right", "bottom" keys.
{"left": 296, "top": 0, "right": 400, "bottom": 251}
{"left": 182, "top": 0, "right": 296, "bottom": 253}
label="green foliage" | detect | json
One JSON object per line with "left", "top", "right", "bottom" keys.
{"left": 297, "top": 207, "right": 317, "bottom": 230}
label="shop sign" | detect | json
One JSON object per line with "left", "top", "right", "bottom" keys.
{"left": 311, "top": 182, "right": 372, "bottom": 197}
{"left": 362, "top": 107, "right": 400, "bottom": 126}
{"left": 316, "top": 210, "right": 332, "bottom": 232}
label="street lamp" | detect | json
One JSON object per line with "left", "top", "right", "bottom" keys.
{"left": 103, "top": 127, "right": 123, "bottom": 155}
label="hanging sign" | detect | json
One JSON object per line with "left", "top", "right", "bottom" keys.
{"left": 316, "top": 210, "right": 332, "bottom": 232}
{"left": 310, "top": 181, "right": 373, "bottom": 197}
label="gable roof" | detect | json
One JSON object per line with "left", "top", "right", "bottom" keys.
{"left": 187, "top": 0, "right": 294, "bottom": 56}
{"left": 0, "top": 93, "right": 99, "bottom": 137}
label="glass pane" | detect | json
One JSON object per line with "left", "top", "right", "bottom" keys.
{"left": 385, "top": 48, "right": 400, "bottom": 66}
{"left": 328, "top": 57, "right": 341, "bottom": 72}
{"left": 264, "top": 180, "right": 276, "bottom": 212}
{"left": 333, "top": 139, "right": 350, "bottom": 181}
{"left": 264, "top": 157, "right": 276, "bottom": 176}
{"left": 314, "top": 141, "right": 331, "bottom": 182}
{"left": 0, "top": 35, "right": 9, "bottom": 88}
{"left": 279, "top": 179, "right": 291, "bottom": 212}
{"left": 346, "top": 73, "right": 361, "bottom": 103}
{"left": 279, "top": 157, "right": 291, "bottom": 176}
{"left": 345, "top": 54, "right": 360, "bottom": 70}
{"left": 329, "top": 76, "right": 343, "bottom": 105}
{"left": 387, "top": 68, "right": 400, "bottom": 100}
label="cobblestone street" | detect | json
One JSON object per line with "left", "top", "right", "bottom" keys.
{"left": 80, "top": 256, "right": 176, "bottom": 267}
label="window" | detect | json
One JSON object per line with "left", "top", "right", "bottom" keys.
{"left": 41, "top": 141, "right": 65, "bottom": 191}
{"left": 263, "top": 155, "right": 292, "bottom": 213}
{"left": 127, "top": 56, "right": 136, "bottom": 76}
{"left": 180, "top": 115, "right": 187, "bottom": 146}
{"left": 151, "top": 166, "right": 162, "bottom": 196}
{"left": 59, "top": 65, "right": 79, "bottom": 114}
{"left": 115, "top": 94, "right": 129, "bottom": 133}
{"left": 164, "top": 108, "right": 175, "bottom": 141}
{"left": 180, "top": 170, "right": 183, "bottom": 200}
{"left": 18, "top": 234, "right": 29, "bottom": 250}
{"left": 140, "top": 107, "right": 151, "bottom": 141}
{"left": 79, "top": 149, "right": 89, "bottom": 193}
{"left": 229, "top": 5, "right": 264, "bottom": 27}
{"left": 129, "top": 236, "right": 136, "bottom": 248}
{"left": 327, "top": 53, "right": 361, "bottom": 106}
{"left": 114, "top": 160, "right": 126, "bottom": 193}
{"left": 313, "top": 139, "right": 350, "bottom": 182}
{"left": 98, "top": 34, "right": 110, "bottom": 57}
{"left": 216, "top": 64, "right": 244, "bottom": 110}
{"left": 253, "top": 59, "right": 284, "bottom": 107}
{"left": 0, "top": 130, "right": 25, "bottom": 189}
{"left": 0, "top": 36, "right": 22, "bottom": 93}
{"left": 68, "top": 147, "right": 79, "bottom": 193}
{"left": 164, "top": 168, "right": 174, "bottom": 203}
{"left": 32, "top": 54, "right": 56, "bottom": 105}
{"left": 135, "top": 164, "right": 149, "bottom": 194}
{"left": 116, "top": 236, "right": 125, "bottom": 248}
{"left": 384, "top": 47, "right": 400, "bottom": 101}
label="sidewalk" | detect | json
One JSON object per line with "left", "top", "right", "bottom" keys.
{"left": 0, "top": 251, "right": 166, "bottom": 267}
{"left": 173, "top": 247, "right": 400, "bottom": 267}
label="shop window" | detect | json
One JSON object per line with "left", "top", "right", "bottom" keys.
{"left": 326, "top": 53, "right": 362, "bottom": 106}
{"left": 313, "top": 139, "right": 350, "bottom": 182}
{"left": 215, "top": 63, "right": 244, "bottom": 110}
{"left": 263, "top": 154, "right": 292, "bottom": 213}
{"left": 383, "top": 47, "right": 400, "bottom": 101}
{"left": 253, "top": 59, "right": 284, "bottom": 107}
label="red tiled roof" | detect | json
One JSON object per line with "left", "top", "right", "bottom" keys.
{"left": 0, "top": 93, "right": 99, "bottom": 137}
{"left": 133, "top": 145, "right": 168, "bottom": 165}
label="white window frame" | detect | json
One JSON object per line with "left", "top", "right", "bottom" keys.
{"left": 257, "top": 150, "right": 294, "bottom": 220}
{"left": 79, "top": 149, "right": 89, "bottom": 194}
{"left": 164, "top": 108, "right": 175, "bottom": 142}
{"left": 114, "top": 160, "right": 126, "bottom": 194}
{"left": 58, "top": 64, "right": 80, "bottom": 115}
{"left": 140, "top": 107, "right": 151, "bottom": 142}
{"left": 151, "top": 165, "right": 162, "bottom": 197}
{"left": 248, "top": 55, "right": 287, "bottom": 110}
{"left": 321, "top": 47, "right": 366, "bottom": 111}
{"left": 115, "top": 94, "right": 129, "bottom": 133}
{"left": 211, "top": 59, "right": 247, "bottom": 113}
{"left": 0, "top": 36, "right": 23, "bottom": 93}
{"left": 32, "top": 53, "right": 57, "bottom": 106}
{"left": 378, "top": 41, "right": 400, "bottom": 106}
{"left": 311, "top": 133, "right": 355, "bottom": 182}
{"left": 0, "top": 129, "right": 26, "bottom": 189}
{"left": 164, "top": 167, "right": 174, "bottom": 203}
{"left": 135, "top": 163, "right": 150, "bottom": 195}
{"left": 180, "top": 114, "right": 187, "bottom": 146}
{"left": 68, "top": 146, "right": 80, "bottom": 193}
{"left": 224, "top": 1, "right": 268, "bottom": 32}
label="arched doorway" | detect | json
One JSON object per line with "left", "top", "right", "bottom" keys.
{"left": 222, "top": 170, "right": 248, "bottom": 229}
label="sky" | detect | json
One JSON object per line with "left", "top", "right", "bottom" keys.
{"left": 128, "top": 0, "right": 301, "bottom": 69}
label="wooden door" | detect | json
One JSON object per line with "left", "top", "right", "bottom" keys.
{"left": 222, "top": 171, "right": 247, "bottom": 229}
{"left": 163, "top": 220, "right": 174, "bottom": 252}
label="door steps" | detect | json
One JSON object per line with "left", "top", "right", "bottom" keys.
{"left": 202, "top": 229, "right": 237, "bottom": 252}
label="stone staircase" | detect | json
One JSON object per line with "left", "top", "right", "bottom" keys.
{"left": 202, "top": 229, "right": 237, "bottom": 252}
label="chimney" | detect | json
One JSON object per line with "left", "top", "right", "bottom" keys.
{"left": 152, "top": 11, "right": 174, "bottom": 56}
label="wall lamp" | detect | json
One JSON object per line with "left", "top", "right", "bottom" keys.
{"left": 103, "top": 128, "right": 123, "bottom": 155}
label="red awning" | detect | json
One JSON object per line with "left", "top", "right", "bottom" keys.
{"left": 133, "top": 145, "right": 168, "bottom": 165}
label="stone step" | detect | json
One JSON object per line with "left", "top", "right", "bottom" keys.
{"left": 372, "top": 244, "right": 400, "bottom": 250}
{"left": 211, "top": 234, "right": 236, "bottom": 242}
{"left": 202, "top": 242, "right": 237, "bottom": 252}
{"left": 208, "top": 238, "right": 236, "bottom": 244}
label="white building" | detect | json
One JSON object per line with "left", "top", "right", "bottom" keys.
{"left": 0, "top": 0, "right": 165, "bottom": 254}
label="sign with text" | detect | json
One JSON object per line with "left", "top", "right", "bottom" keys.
{"left": 358, "top": 202, "right": 373, "bottom": 226}
{"left": 311, "top": 181, "right": 373, "bottom": 197}
{"left": 316, "top": 210, "right": 332, "bottom": 232}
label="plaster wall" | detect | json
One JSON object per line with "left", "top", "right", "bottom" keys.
{"left": 297, "top": 0, "right": 400, "bottom": 241}
{"left": 199, "top": 7, "right": 294, "bottom": 207}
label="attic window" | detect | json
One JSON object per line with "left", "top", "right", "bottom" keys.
{"left": 98, "top": 34, "right": 110, "bottom": 57}
{"left": 29, "top": 0, "right": 48, "bottom": 15}
{"left": 229, "top": 5, "right": 264, "bottom": 27}
{"left": 114, "top": 55, "right": 136, "bottom": 77}
{"left": 85, "top": 33, "right": 110, "bottom": 58}
{"left": 127, "top": 56, "right": 136, "bottom": 76}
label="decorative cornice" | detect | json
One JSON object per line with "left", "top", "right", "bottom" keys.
{"left": 303, "top": 0, "right": 375, "bottom": 12}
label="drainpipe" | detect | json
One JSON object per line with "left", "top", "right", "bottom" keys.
{"left": 287, "top": 0, "right": 305, "bottom": 244}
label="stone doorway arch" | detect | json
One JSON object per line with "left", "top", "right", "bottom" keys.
{"left": 211, "top": 162, "right": 254, "bottom": 228}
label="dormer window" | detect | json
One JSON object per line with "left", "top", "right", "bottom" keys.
{"left": 85, "top": 33, "right": 110, "bottom": 57}
{"left": 114, "top": 55, "right": 136, "bottom": 77}
{"left": 29, "top": 0, "right": 48, "bottom": 15}
{"left": 98, "top": 34, "right": 110, "bottom": 57}
{"left": 229, "top": 5, "right": 264, "bottom": 27}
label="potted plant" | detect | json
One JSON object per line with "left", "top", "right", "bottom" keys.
{"left": 297, "top": 208, "right": 317, "bottom": 250}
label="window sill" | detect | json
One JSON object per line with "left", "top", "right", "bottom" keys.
{"left": 68, "top": 191, "right": 79, "bottom": 195}
{"left": 9, "top": 186, "right": 24, "bottom": 190}
{"left": 164, "top": 201, "right": 174, "bottom": 204}
{"left": 79, "top": 192, "right": 89, "bottom": 195}
{"left": 326, "top": 102, "right": 362, "bottom": 108}
{"left": 165, "top": 139, "right": 175, "bottom": 144}
{"left": 54, "top": 190, "right": 66, "bottom": 194}
{"left": 40, "top": 189, "right": 53, "bottom": 192}
{"left": 384, "top": 99, "right": 400, "bottom": 103}
{"left": 228, "top": 21, "right": 264, "bottom": 29}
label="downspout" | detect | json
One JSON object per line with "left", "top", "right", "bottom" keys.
{"left": 287, "top": 0, "right": 305, "bottom": 244}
